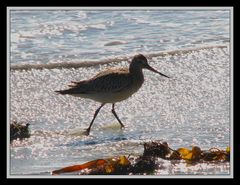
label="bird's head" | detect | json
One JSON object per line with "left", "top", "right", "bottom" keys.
{"left": 130, "top": 54, "right": 170, "bottom": 78}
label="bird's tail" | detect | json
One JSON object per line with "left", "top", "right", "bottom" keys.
{"left": 54, "top": 90, "right": 70, "bottom": 95}
{"left": 55, "top": 80, "right": 88, "bottom": 95}
{"left": 55, "top": 87, "right": 85, "bottom": 95}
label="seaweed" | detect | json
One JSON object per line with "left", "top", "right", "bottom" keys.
{"left": 52, "top": 141, "right": 230, "bottom": 175}
{"left": 10, "top": 121, "right": 30, "bottom": 142}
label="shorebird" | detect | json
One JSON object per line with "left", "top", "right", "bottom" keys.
{"left": 55, "top": 54, "right": 169, "bottom": 135}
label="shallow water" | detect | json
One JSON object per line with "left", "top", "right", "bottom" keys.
{"left": 10, "top": 47, "right": 231, "bottom": 176}
{"left": 8, "top": 8, "right": 231, "bottom": 176}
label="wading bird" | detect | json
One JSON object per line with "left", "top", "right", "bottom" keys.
{"left": 55, "top": 54, "right": 169, "bottom": 135}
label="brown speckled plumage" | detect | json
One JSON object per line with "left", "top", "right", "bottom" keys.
{"left": 67, "top": 68, "right": 135, "bottom": 94}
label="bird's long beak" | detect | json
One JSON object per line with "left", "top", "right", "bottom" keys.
{"left": 146, "top": 64, "right": 170, "bottom": 78}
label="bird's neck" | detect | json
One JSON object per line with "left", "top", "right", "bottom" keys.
{"left": 129, "top": 65, "right": 144, "bottom": 83}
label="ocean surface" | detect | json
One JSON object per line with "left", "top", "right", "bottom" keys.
{"left": 9, "top": 9, "right": 231, "bottom": 176}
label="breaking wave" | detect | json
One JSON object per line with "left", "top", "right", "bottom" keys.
{"left": 10, "top": 45, "right": 227, "bottom": 71}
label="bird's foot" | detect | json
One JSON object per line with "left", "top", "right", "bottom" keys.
{"left": 82, "top": 128, "right": 90, "bottom": 136}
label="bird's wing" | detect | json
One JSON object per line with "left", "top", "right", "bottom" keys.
{"left": 62, "top": 68, "right": 131, "bottom": 94}
{"left": 86, "top": 71, "right": 132, "bottom": 93}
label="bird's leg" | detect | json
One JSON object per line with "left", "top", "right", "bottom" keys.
{"left": 111, "top": 103, "right": 125, "bottom": 128}
{"left": 84, "top": 103, "right": 105, "bottom": 135}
